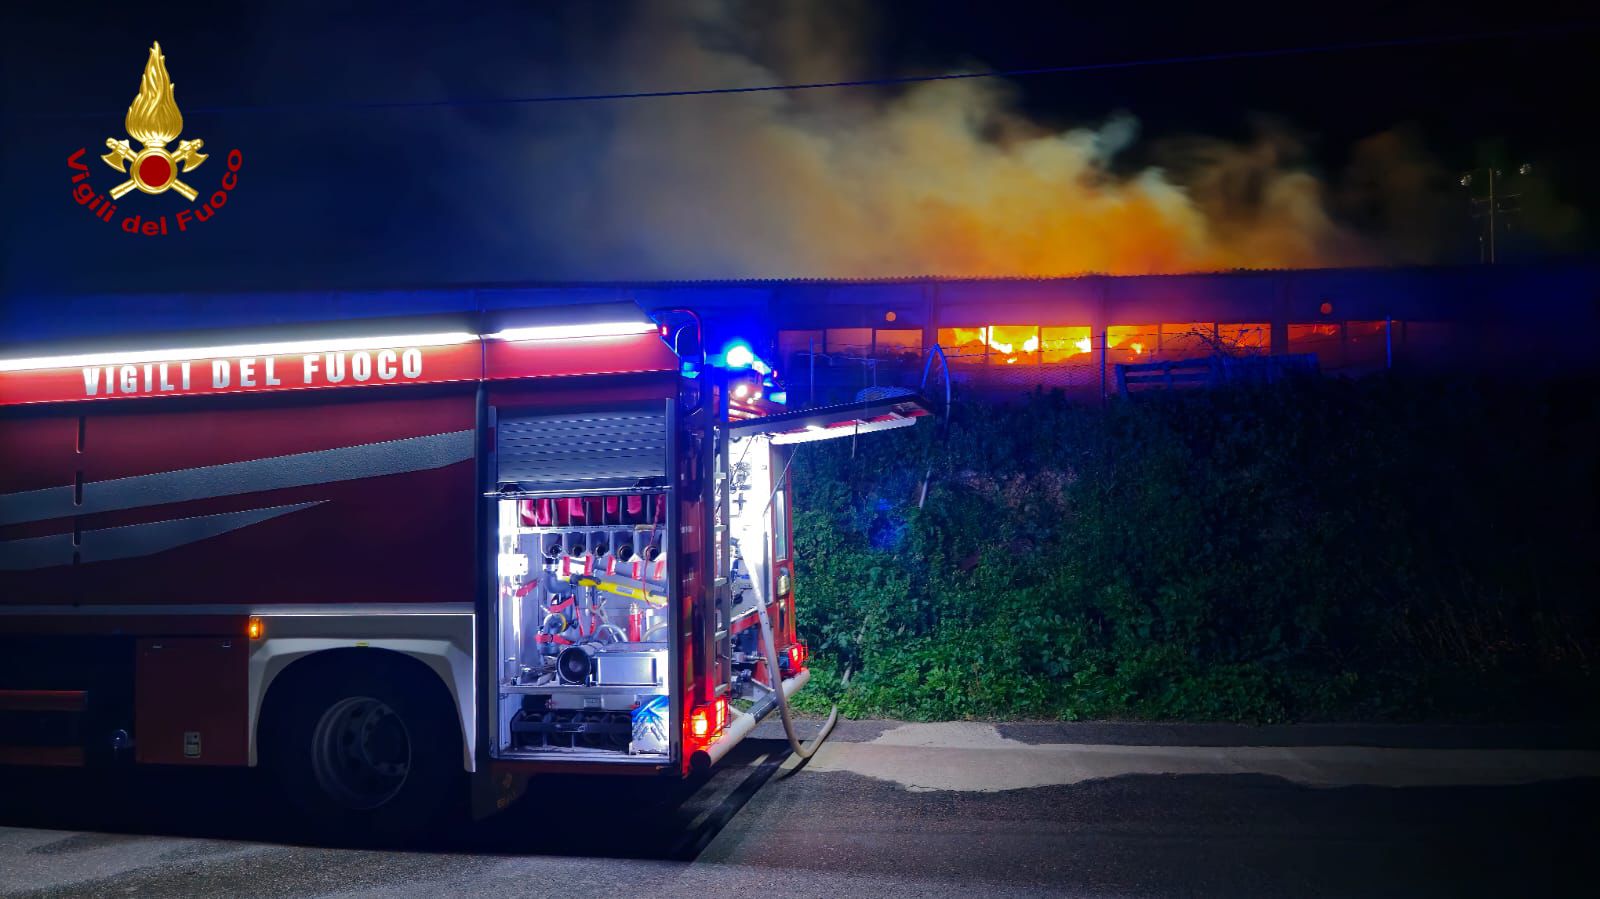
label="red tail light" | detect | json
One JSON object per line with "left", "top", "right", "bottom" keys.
{"left": 690, "top": 697, "right": 730, "bottom": 743}
{"left": 787, "top": 643, "right": 808, "bottom": 671}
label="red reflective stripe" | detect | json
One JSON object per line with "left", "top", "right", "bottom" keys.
{"left": 0, "top": 343, "right": 483, "bottom": 407}
{"left": 0, "top": 746, "right": 85, "bottom": 766}
{"left": 0, "top": 689, "right": 88, "bottom": 713}
{"left": 1, "top": 329, "right": 685, "bottom": 408}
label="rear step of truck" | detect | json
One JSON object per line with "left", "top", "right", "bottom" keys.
{"left": 0, "top": 690, "right": 88, "bottom": 766}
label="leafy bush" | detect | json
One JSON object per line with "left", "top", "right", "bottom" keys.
{"left": 788, "top": 375, "right": 1599, "bottom": 722}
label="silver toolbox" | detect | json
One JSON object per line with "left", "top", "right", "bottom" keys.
{"left": 593, "top": 649, "right": 665, "bottom": 686}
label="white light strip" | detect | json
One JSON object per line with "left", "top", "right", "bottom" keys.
{"left": 768, "top": 416, "right": 917, "bottom": 445}
{"left": 485, "top": 321, "right": 656, "bottom": 342}
{"left": 0, "top": 332, "right": 480, "bottom": 373}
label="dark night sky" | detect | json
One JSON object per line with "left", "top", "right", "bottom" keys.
{"left": 3, "top": 0, "right": 1597, "bottom": 306}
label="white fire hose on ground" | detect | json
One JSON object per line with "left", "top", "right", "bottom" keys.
{"left": 737, "top": 442, "right": 838, "bottom": 770}
{"left": 746, "top": 545, "right": 838, "bottom": 770}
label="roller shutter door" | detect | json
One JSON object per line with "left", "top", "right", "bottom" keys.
{"left": 496, "top": 407, "right": 668, "bottom": 490}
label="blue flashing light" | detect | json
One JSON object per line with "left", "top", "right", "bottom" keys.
{"left": 769, "top": 390, "right": 788, "bottom": 405}
{"left": 723, "top": 342, "right": 756, "bottom": 369}
{"left": 751, "top": 359, "right": 772, "bottom": 375}
{"left": 680, "top": 360, "right": 700, "bottom": 379}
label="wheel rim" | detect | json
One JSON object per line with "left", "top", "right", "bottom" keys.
{"left": 310, "top": 696, "right": 411, "bottom": 810}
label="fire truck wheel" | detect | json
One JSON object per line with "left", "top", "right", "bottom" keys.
{"left": 263, "top": 654, "right": 463, "bottom": 837}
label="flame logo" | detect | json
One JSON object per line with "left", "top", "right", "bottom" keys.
{"left": 125, "top": 42, "right": 182, "bottom": 148}
{"left": 100, "top": 42, "right": 205, "bottom": 201}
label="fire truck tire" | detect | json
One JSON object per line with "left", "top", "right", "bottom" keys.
{"left": 262, "top": 653, "right": 464, "bottom": 838}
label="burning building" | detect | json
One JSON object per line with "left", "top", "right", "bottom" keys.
{"left": 619, "top": 261, "right": 1600, "bottom": 402}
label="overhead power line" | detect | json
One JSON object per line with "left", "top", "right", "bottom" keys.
{"left": 36, "top": 22, "right": 1597, "bottom": 119}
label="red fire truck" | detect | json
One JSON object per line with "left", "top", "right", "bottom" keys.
{"left": 0, "top": 297, "right": 928, "bottom": 829}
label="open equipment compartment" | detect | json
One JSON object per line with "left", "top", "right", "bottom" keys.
{"left": 724, "top": 430, "right": 797, "bottom": 692}
{"left": 487, "top": 382, "right": 931, "bottom": 768}
{"left": 490, "top": 404, "right": 677, "bottom": 764}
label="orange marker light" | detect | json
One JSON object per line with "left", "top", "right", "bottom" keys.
{"left": 690, "top": 707, "right": 711, "bottom": 739}
{"left": 247, "top": 617, "right": 264, "bottom": 640}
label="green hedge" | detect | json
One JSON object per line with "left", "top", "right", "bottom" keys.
{"left": 787, "top": 376, "right": 1599, "bottom": 722}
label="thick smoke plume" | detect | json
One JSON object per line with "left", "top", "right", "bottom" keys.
{"left": 546, "top": 0, "right": 1375, "bottom": 278}
{"left": 43, "top": 0, "right": 1481, "bottom": 291}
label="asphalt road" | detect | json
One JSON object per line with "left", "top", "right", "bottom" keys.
{"left": 2, "top": 721, "right": 1596, "bottom": 897}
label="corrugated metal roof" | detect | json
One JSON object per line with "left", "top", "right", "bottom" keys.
{"left": 5, "top": 260, "right": 1597, "bottom": 350}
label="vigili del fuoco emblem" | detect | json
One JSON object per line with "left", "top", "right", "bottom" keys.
{"left": 101, "top": 42, "right": 207, "bottom": 200}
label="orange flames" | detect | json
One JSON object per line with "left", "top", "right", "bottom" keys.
{"left": 1107, "top": 326, "right": 1151, "bottom": 356}
{"left": 940, "top": 326, "right": 1097, "bottom": 363}
{"left": 979, "top": 327, "right": 1039, "bottom": 355}
{"left": 935, "top": 322, "right": 1283, "bottom": 364}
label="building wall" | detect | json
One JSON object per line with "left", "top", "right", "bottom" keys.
{"left": 728, "top": 263, "right": 1600, "bottom": 402}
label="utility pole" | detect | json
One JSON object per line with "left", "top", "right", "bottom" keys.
{"left": 1460, "top": 163, "right": 1531, "bottom": 263}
